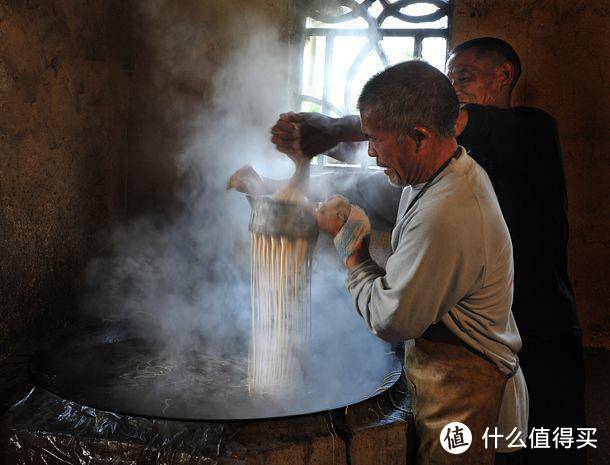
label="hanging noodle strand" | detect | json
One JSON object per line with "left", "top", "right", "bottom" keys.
{"left": 248, "top": 232, "right": 313, "bottom": 394}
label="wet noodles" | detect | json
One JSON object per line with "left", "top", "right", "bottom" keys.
{"left": 248, "top": 160, "right": 314, "bottom": 394}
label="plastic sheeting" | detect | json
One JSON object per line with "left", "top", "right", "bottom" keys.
{"left": 2, "top": 387, "right": 238, "bottom": 465}
{"left": 2, "top": 376, "right": 412, "bottom": 465}
{"left": 1, "top": 329, "right": 406, "bottom": 464}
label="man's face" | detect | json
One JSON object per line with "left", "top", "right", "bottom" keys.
{"left": 360, "top": 109, "right": 419, "bottom": 187}
{"left": 446, "top": 48, "right": 502, "bottom": 105}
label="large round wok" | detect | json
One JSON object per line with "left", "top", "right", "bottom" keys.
{"left": 31, "top": 324, "right": 401, "bottom": 421}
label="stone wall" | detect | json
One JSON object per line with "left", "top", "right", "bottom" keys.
{"left": 0, "top": 0, "right": 296, "bottom": 355}
{"left": 0, "top": 1, "right": 131, "bottom": 353}
{"left": 126, "top": 0, "right": 296, "bottom": 216}
{"left": 452, "top": 0, "right": 610, "bottom": 348}
{"left": 1, "top": 0, "right": 608, "bottom": 358}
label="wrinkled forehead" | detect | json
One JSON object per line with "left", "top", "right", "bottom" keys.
{"left": 446, "top": 48, "right": 495, "bottom": 74}
{"left": 359, "top": 109, "right": 398, "bottom": 139}
{"left": 359, "top": 107, "right": 381, "bottom": 130}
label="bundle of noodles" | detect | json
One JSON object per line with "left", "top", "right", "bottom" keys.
{"left": 248, "top": 160, "right": 317, "bottom": 394}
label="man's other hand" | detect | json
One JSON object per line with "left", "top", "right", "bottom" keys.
{"left": 271, "top": 112, "right": 340, "bottom": 160}
{"left": 316, "top": 195, "right": 352, "bottom": 237}
{"left": 317, "top": 196, "right": 372, "bottom": 268}
{"left": 226, "top": 165, "right": 266, "bottom": 195}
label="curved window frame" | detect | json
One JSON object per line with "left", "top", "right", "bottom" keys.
{"left": 293, "top": 0, "right": 453, "bottom": 169}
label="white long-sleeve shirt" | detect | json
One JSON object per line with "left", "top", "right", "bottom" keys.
{"left": 346, "top": 149, "right": 528, "bottom": 451}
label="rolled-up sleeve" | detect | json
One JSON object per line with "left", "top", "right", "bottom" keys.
{"left": 346, "top": 206, "right": 485, "bottom": 343}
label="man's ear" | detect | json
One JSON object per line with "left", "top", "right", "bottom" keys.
{"left": 407, "top": 126, "right": 432, "bottom": 151}
{"left": 496, "top": 62, "right": 515, "bottom": 92}
{"left": 455, "top": 108, "right": 469, "bottom": 137}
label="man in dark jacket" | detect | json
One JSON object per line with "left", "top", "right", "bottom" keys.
{"left": 447, "top": 38, "right": 585, "bottom": 465}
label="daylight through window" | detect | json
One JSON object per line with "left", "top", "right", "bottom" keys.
{"left": 297, "top": 0, "right": 451, "bottom": 167}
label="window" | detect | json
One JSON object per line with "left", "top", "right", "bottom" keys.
{"left": 295, "top": 0, "right": 451, "bottom": 168}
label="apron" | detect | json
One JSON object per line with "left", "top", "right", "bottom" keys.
{"left": 405, "top": 322, "right": 509, "bottom": 465}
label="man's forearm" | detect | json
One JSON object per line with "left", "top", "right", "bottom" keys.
{"left": 324, "top": 115, "right": 366, "bottom": 163}
{"left": 272, "top": 112, "right": 365, "bottom": 163}
{"left": 328, "top": 115, "right": 366, "bottom": 142}
{"left": 346, "top": 240, "right": 372, "bottom": 270}
{"left": 260, "top": 177, "right": 286, "bottom": 195}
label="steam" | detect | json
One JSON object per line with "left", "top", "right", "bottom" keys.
{"left": 84, "top": 8, "right": 293, "bottom": 349}
{"left": 81, "top": 2, "right": 394, "bottom": 411}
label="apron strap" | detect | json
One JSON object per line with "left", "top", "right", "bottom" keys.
{"left": 421, "top": 321, "right": 519, "bottom": 379}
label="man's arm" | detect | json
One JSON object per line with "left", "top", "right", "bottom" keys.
{"left": 226, "top": 165, "right": 358, "bottom": 200}
{"left": 345, "top": 207, "right": 484, "bottom": 343}
{"left": 271, "top": 112, "right": 366, "bottom": 162}
{"left": 228, "top": 165, "right": 400, "bottom": 231}
{"left": 270, "top": 110, "right": 469, "bottom": 162}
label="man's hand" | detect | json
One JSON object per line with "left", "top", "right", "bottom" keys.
{"left": 316, "top": 196, "right": 372, "bottom": 269}
{"left": 316, "top": 195, "right": 351, "bottom": 237}
{"left": 345, "top": 238, "right": 371, "bottom": 270}
{"left": 271, "top": 112, "right": 341, "bottom": 160}
{"left": 226, "top": 165, "right": 267, "bottom": 196}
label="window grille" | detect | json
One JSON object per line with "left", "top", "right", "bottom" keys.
{"left": 295, "top": 0, "right": 452, "bottom": 168}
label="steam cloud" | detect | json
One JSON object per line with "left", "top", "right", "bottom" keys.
{"left": 81, "top": 2, "right": 395, "bottom": 412}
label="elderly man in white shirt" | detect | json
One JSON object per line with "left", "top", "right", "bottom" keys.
{"left": 315, "top": 61, "right": 527, "bottom": 465}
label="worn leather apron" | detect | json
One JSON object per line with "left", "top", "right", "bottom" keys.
{"left": 405, "top": 322, "right": 510, "bottom": 465}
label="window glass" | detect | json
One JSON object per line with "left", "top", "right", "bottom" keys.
{"left": 299, "top": 1, "right": 451, "bottom": 167}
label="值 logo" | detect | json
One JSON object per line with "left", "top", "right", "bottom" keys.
{"left": 440, "top": 422, "right": 472, "bottom": 454}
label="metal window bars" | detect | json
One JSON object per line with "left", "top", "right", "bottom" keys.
{"left": 294, "top": 0, "right": 451, "bottom": 168}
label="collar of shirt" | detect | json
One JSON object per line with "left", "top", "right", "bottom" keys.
{"left": 396, "top": 147, "right": 467, "bottom": 221}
